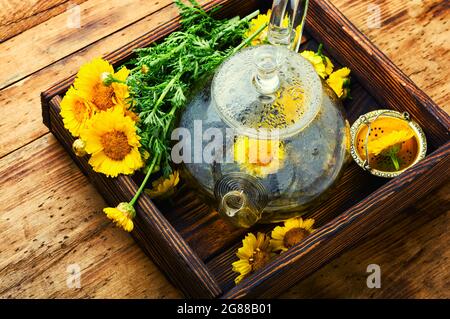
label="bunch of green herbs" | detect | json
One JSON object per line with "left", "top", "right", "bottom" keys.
{"left": 127, "top": 0, "right": 263, "bottom": 177}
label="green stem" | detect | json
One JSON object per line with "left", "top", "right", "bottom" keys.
{"left": 151, "top": 74, "right": 180, "bottom": 118}
{"left": 146, "top": 76, "right": 178, "bottom": 123}
{"left": 243, "top": 10, "right": 260, "bottom": 22}
{"left": 104, "top": 74, "right": 126, "bottom": 86}
{"left": 317, "top": 43, "right": 328, "bottom": 64}
{"left": 317, "top": 43, "right": 324, "bottom": 55}
{"left": 129, "top": 154, "right": 159, "bottom": 206}
{"left": 231, "top": 21, "right": 269, "bottom": 55}
{"left": 163, "top": 116, "right": 174, "bottom": 137}
{"left": 214, "top": 10, "right": 260, "bottom": 43}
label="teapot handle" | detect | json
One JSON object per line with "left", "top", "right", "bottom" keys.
{"left": 268, "top": 0, "right": 309, "bottom": 52}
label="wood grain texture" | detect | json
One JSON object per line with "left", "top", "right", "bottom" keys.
{"left": 306, "top": 0, "right": 448, "bottom": 149}
{"left": 0, "top": 134, "right": 181, "bottom": 298}
{"left": 47, "top": 96, "right": 221, "bottom": 298}
{"left": 0, "top": 0, "right": 448, "bottom": 299}
{"left": 0, "top": 0, "right": 228, "bottom": 159}
{"left": 328, "top": 0, "right": 450, "bottom": 115}
{"left": 0, "top": 0, "right": 173, "bottom": 89}
{"left": 0, "top": 0, "right": 89, "bottom": 42}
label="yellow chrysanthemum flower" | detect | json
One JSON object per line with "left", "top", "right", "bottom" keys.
{"left": 326, "top": 67, "right": 351, "bottom": 98}
{"left": 234, "top": 136, "right": 285, "bottom": 177}
{"left": 300, "top": 50, "right": 334, "bottom": 79}
{"left": 367, "top": 129, "right": 415, "bottom": 156}
{"left": 60, "top": 86, "right": 92, "bottom": 137}
{"left": 104, "top": 202, "right": 136, "bottom": 232}
{"left": 145, "top": 170, "right": 180, "bottom": 199}
{"left": 80, "top": 108, "right": 143, "bottom": 177}
{"left": 74, "top": 57, "right": 130, "bottom": 112}
{"left": 270, "top": 217, "right": 315, "bottom": 252}
{"left": 232, "top": 232, "right": 273, "bottom": 284}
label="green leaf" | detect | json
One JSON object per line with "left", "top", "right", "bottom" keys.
{"left": 390, "top": 153, "right": 400, "bottom": 171}
{"left": 382, "top": 144, "right": 401, "bottom": 171}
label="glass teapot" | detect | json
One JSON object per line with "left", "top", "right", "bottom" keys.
{"left": 177, "top": 0, "right": 350, "bottom": 228}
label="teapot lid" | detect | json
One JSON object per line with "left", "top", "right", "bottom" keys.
{"left": 211, "top": 44, "right": 322, "bottom": 138}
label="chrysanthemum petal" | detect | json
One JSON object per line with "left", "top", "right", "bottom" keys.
{"left": 145, "top": 171, "right": 180, "bottom": 199}
{"left": 60, "top": 86, "right": 92, "bottom": 137}
{"left": 301, "top": 218, "right": 315, "bottom": 231}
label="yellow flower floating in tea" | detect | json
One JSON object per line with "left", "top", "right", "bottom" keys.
{"left": 232, "top": 232, "right": 273, "bottom": 284}
{"left": 60, "top": 86, "right": 92, "bottom": 137}
{"left": 146, "top": 170, "right": 180, "bottom": 199}
{"left": 256, "top": 85, "right": 305, "bottom": 129}
{"left": 368, "top": 130, "right": 415, "bottom": 156}
{"left": 80, "top": 107, "right": 144, "bottom": 177}
{"left": 104, "top": 202, "right": 136, "bottom": 232}
{"left": 270, "top": 217, "right": 315, "bottom": 252}
{"left": 74, "top": 57, "right": 130, "bottom": 112}
{"left": 234, "top": 136, "right": 285, "bottom": 177}
{"left": 356, "top": 117, "right": 418, "bottom": 171}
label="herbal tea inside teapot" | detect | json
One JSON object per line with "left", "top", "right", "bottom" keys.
{"left": 177, "top": 0, "right": 350, "bottom": 228}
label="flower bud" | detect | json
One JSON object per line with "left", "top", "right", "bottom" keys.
{"left": 117, "top": 202, "right": 136, "bottom": 218}
{"left": 101, "top": 72, "right": 113, "bottom": 86}
{"left": 141, "top": 64, "right": 150, "bottom": 74}
{"left": 141, "top": 150, "right": 150, "bottom": 160}
{"left": 72, "top": 139, "right": 87, "bottom": 157}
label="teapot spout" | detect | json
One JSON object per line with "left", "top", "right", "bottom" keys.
{"left": 218, "top": 191, "right": 262, "bottom": 228}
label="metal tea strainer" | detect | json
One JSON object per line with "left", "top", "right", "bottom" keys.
{"left": 350, "top": 109, "right": 427, "bottom": 178}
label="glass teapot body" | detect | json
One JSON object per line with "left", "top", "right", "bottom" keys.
{"left": 178, "top": 45, "right": 350, "bottom": 227}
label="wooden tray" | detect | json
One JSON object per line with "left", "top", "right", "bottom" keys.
{"left": 41, "top": 0, "right": 450, "bottom": 298}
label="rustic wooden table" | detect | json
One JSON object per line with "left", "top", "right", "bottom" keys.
{"left": 0, "top": 0, "right": 448, "bottom": 298}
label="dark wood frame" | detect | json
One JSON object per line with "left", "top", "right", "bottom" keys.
{"left": 41, "top": 0, "right": 450, "bottom": 298}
